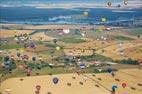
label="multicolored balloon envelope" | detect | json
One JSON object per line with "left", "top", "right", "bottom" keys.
{"left": 53, "top": 77, "right": 59, "bottom": 84}
{"left": 112, "top": 85, "right": 118, "bottom": 91}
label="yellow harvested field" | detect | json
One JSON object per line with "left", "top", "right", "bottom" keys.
{"left": 63, "top": 39, "right": 116, "bottom": 56}
{"left": 0, "top": 69, "right": 142, "bottom": 94}
{"left": 0, "top": 30, "right": 33, "bottom": 38}
{"left": 0, "top": 24, "right": 98, "bottom": 30}
{"left": 31, "top": 32, "right": 54, "bottom": 41}
{"left": 96, "top": 42, "right": 142, "bottom": 60}
{"left": 0, "top": 49, "right": 52, "bottom": 61}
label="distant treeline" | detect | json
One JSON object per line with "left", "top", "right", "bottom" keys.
{"left": 116, "top": 58, "right": 139, "bottom": 65}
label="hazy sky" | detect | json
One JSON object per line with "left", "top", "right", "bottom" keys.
{"left": 0, "top": 0, "right": 124, "bottom": 4}
{"left": 0, "top": 0, "right": 142, "bottom": 8}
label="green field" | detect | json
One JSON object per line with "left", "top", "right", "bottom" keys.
{"left": 129, "top": 28, "right": 142, "bottom": 35}
{"left": 79, "top": 54, "right": 113, "bottom": 62}
{"left": 113, "top": 35, "right": 134, "bottom": 41}
{"left": 0, "top": 44, "right": 23, "bottom": 50}
{"left": 59, "top": 37, "right": 86, "bottom": 43}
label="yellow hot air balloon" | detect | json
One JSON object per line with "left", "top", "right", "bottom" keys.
{"left": 20, "top": 48, "right": 24, "bottom": 53}
{"left": 83, "top": 11, "right": 88, "bottom": 17}
{"left": 101, "top": 17, "right": 107, "bottom": 22}
{"left": 98, "top": 26, "right": 105, "bottom": 32}
{"left": 56, "top": 46, "right": 61, "bottom": 51}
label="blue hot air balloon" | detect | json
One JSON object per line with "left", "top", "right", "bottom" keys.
{"left": 112, "top": 85, "right": 118, "bottom": 92}
{"left": 107, "top": 68, "right": 112, "bottom": 73}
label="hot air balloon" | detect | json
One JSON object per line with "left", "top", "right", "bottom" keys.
{"left": 56, "top": 46, "right": 61, "bottom": 51}
{"left": 32, "top": 56, "right": 36, "bottom": 61}
{"left": 117, "top": 4, "right": 121, "bottom": 8}
{"left": 112, "top": 85, "right": 118, "bottom": 92}
{"left": 53, "top": 77, "right": 59, "bottom": 84}
{"left": 83, "top": 11, "right": 89, "bottom": 17}
{"left": 35, "top": 90, "right": 40, "bottom": 94}
{"left": 107, "top": 2, "right": 112, "bottom": 6}
{"left": 20, "top": 48, "right": 24, "bottom": 53}
{"left": 101, "top": 17, "right": 107, "bottom": 22}
{"left": 63, "top": 29, "right": 70, "bottom": 34}
{"left": 53, "top": 39, "right": 58, "bottom": 44}
{"left": 124, "top": 0, "right": 128, "bottom": 5}
{"left": 36, "top": 85, "right": 41, "bottom": 91}
{"left": 27, "top": 67, "right": 32, "bottom": 76}
{"left": 98, "top": 26, "right": 105, "bottom": 32}
{"left": 107, "top": 68, "right": 113, "bottom": 73}
{"left": 30, "top": 43, "right": 36, "bottom": 49}
{"left": 122, "top": 83, "right": 127, "bottom": 88}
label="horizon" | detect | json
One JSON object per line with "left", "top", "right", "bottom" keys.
{"left": 0, "top": 0, "right": 142, "bottom": 8}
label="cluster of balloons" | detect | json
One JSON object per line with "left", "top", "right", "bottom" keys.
{"left": 34, "top": 77, "right": 59, "bottom": 94}
{"left": 58, "top": 29, "right": 70, "bottom": 36}
{"left": 111, "top": 83, "right": 127, "bottom": 93}
{"left": 107, "top": 0, "right": 128, "bottom": 7}
{"left": 97, "top": 17, "right": 108, "bottom": 32}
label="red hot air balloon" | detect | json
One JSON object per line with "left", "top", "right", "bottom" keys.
{"left": 122, "top": 83, "right": 127, "bottom": 88}
{"left": 139, "top": 59, "right": 142, "bottom": 65}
